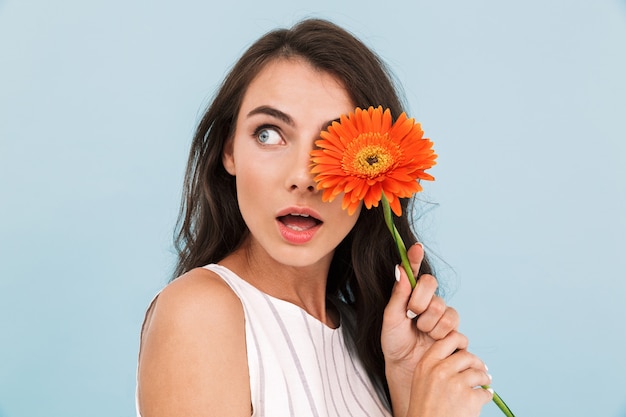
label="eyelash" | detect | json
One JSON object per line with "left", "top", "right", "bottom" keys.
{"left": 252, "top": 124, "right": 284, "bottom": 145}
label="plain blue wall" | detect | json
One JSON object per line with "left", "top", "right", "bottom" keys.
{"left": 1, "top": 1, "right": 625, "bottom": 416}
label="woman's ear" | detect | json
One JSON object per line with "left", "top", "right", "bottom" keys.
{"left": 222, "top": 138, "right": 236, "bottom": 176}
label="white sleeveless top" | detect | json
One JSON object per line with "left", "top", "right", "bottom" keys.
{"left": 137, "top": 264, "right": 392, "bottom": 417}
{"left": 209, "top": 264, "right": 392, "bottom": 417}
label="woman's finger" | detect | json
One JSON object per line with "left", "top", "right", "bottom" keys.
{"left": 416, "top": 303, "right": 459, "bottom": 339}
{"left": 383, "top": 264, "right": 414, "bottom": 323}
{"left": 446, "top": 349, "right": 487, "bottom": 374}
{"left": 406, "top": 274, "right": 438, "bottom": 318}
{"left": 463, "top": 368, "right": 493, "bottom": 389}
{"left": 406, "top": 242, "right": 425, "bottom": 277}
{"left": 421, "top": 331, "right": 469, "bottom": 362}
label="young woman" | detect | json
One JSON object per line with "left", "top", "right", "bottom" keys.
{"left": 136, "top": 18, "right": 493, "bottom": 417}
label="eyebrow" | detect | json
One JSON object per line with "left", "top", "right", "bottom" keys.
{"left": 247, "top": 105, "right": 342, "bottom": 133}
{"left": 247, "top": 106, "right": 294, "bottom": 126}
{"left": 324, "top": 118, "right": 341, "bottom": 130}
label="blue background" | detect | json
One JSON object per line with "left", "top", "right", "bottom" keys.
{"left": 1, "top": 1, "right": 625, "bottom": 416}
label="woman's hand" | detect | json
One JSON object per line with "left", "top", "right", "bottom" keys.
{"left": 381, "top": 243, "right": 492, "bottom": 417}
{"left": 382, "top": 243, "right": 458, "bottom": 375}
{"left": 405, "top": 331, "right": 493, "bottom": 417}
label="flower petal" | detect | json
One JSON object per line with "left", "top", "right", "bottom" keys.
{"left": 311, "top": 106, "right": 437, "bottom": 216}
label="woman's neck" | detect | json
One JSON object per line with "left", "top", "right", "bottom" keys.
{"left": 219, "top": 239, "right": 338, "bottom": 328}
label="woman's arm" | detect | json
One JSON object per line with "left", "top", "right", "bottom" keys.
{"left": 137, "top": 269, "right": 251, "bottom": 417}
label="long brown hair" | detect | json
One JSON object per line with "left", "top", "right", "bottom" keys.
{"left": 174, "top": 18, "right": 433, "bottom": 404}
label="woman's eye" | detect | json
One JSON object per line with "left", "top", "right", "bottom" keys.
{"left": 255, "top": 127, "right": 282, "bottom": 145}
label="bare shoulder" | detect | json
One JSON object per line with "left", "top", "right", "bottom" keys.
{"left": 143, "top": 267, "right": 243, "bottom": 334}
{"left": 137, "top": 267, "right": 250, "bottom": 417}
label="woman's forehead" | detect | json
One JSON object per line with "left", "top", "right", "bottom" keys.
{"left": 238, "top": 58, "right": 353, "bottom": 123}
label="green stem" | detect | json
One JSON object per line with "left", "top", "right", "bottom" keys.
{"left": 381, "top": 193, "right": 416, "bottom": 288}
{"left": 381, "top": 194, "right": 516, "bottom": 417}
{"left": 482, "top": 387, "right": 516, "bottom": 417}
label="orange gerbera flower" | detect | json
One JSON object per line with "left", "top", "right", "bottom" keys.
{"left": 310, "top": 106, "right": 437, "bottom": 216}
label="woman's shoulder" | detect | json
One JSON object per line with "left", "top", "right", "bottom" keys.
{"left": 137, "top": 267, "right": 251, "bottom": 415}
{"left": 144, "top": 266, "right": 243, "bottom": 333}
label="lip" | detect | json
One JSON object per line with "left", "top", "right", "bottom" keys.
{"left": 275, "top": 206, "right": 323, "bottom": 244}
{"left": 275, "top": 206, "right": 323, "bottom": 220}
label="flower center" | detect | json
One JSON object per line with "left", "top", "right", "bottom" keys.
{"left": 343, "top": 133, "right": 398, "bottom": 178}
{"left": 366, "top": 155, "right": 379, "bottom": 165}
{"left": 355, "top": 145, "right": 391, "bottom": 173}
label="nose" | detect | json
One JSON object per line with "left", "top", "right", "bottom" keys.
{"left": 286, "top": 143, "right": 317, "bottom": 193}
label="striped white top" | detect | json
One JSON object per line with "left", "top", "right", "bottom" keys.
{"left": 205, "top": 263, "right": 392, "bottom": 417}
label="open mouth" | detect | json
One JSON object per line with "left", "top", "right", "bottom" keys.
{"left": 277, "top": 213, "right": 323, "bottom": 231}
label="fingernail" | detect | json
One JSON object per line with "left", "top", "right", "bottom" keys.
{"left": 484, "top": 364, "right": 489, "bottom": 372}
{"left": 488, "top": 373, "right": 493, "bottom": 382}
{"left": 486, "top": 387, "right": 494, "bottom": 395}
{"left": 394, "top": 265, "right": 401, "bottom": 282}
{"left": 406, "top": 310, "right": 417, "bottom": 319}
{"left": 415, "top": 242, "right": 424, "bottom": 250}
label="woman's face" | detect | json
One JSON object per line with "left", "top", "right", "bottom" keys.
{"left": 223, "top": 58, "right": 360, "bottom": 269}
